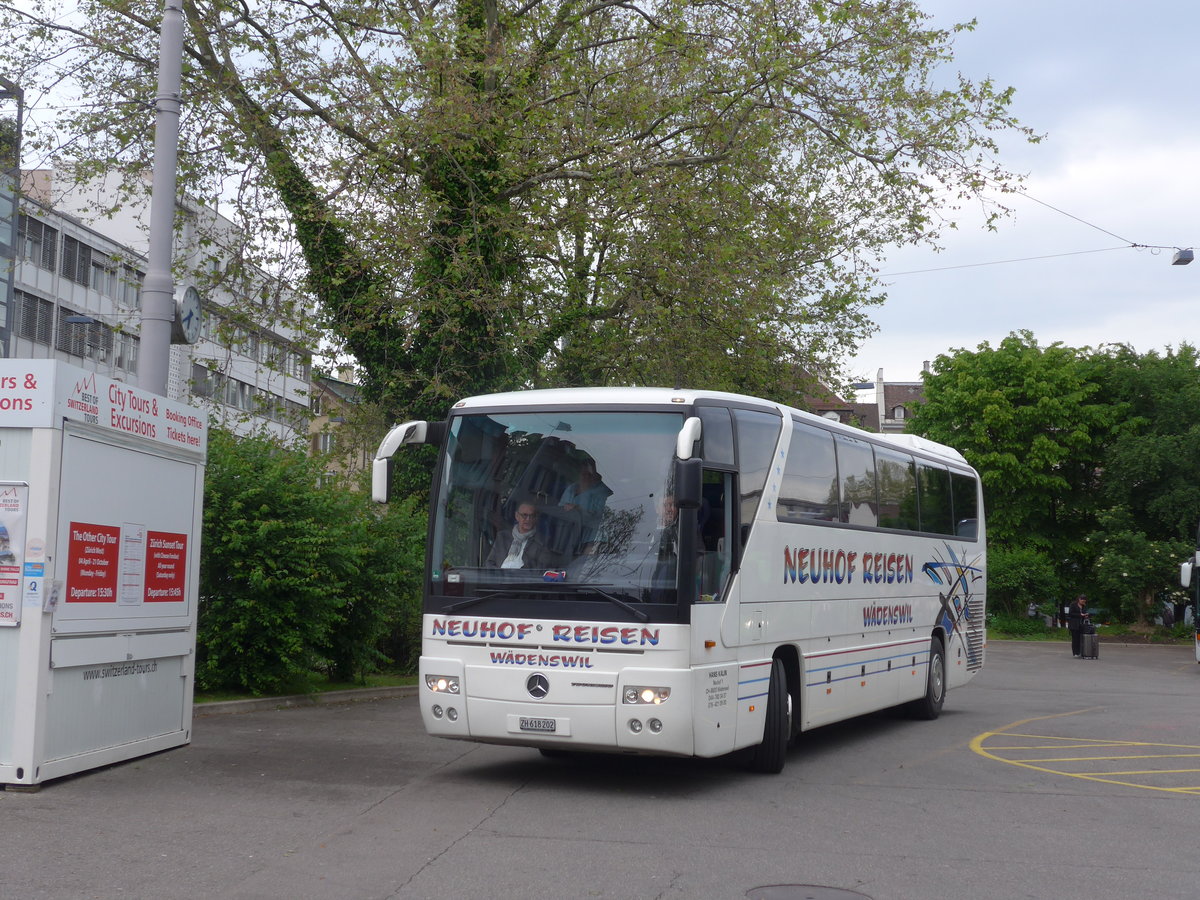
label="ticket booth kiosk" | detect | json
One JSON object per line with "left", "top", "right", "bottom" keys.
{"left": 0, "top": 360, "right": 206, "bottom": 787}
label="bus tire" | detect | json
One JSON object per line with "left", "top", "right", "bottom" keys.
{"left": 909, "top": 636, "right": 946, "bottom": 720}
{"left": 747, "top": 658, "right": 789, "bottom": 774}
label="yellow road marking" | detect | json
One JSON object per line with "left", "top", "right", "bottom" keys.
{"left": 970, "top": 708, "right": 1200, "bottom": 796}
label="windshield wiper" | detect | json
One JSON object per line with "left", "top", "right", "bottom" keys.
{"left": 591, "top": 588, "right": 650, "bottom": 623}
{"left": 554, "top": 583, "right": 650, "bottom": 623}
{"left": 444, "top": 589, "right": 523, "bottom": 614}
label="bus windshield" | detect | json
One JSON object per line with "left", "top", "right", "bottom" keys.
{"left": 430, "top": 410, "right": 687, "bottom": 607}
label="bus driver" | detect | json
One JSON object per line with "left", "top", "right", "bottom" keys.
{"left": 485, "top": 502, "right": 558, "bottom": 570}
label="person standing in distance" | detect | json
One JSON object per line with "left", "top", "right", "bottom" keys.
{"left": 1067, "top": 594, "right": 1090, "bottom": 657}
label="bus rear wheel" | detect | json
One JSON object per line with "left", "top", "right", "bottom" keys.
{"left": 747, "top": 658, "right": 790, "bottom": 774}
{"left": 908, "top": 636, "right": 946, "bottom": 720}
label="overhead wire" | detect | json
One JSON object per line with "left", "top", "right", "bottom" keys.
{"left": 881, "top": 187, "right": 1195, "bottom": 278}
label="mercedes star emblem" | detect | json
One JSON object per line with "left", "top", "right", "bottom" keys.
{"left": 527, "top": 673, "right": 550, "bottom": 699}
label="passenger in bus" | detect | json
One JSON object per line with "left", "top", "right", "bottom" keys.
{"left": 654, "top": 494, "right": 703, "bottom": 557}
{"left": 655, "top": 494, "right": 680, "bottom": 557}
{"left": 558, "top": 459, "right": 612, "bottom": 547}
{"left": 485, "top": 502, "right": 558, "bottom": 570}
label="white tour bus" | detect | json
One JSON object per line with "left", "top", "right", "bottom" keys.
{"left": 373, "top": 387, "right": 986, "bottom": 772}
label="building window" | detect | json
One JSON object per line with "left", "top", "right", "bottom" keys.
{"left": 14, "top": 290, "right": 54, "bottom": 345}
{"left": 190, "top": 363, "right": 214, "bottom": 398}
{"left": 17, "top": 214, "right": 58, "bottom": 270}
{"left": 120, "top": 265, "right": 144, "bottom": 308}
{"left": 891, "top": 406, "right": 906, "bottom": 420}
{"left": 56, "top": 307, "right": 114, "bottom": 362}
{"left": 114, "top": 332, "right": 139, "bottom": 373}
{"left": 91, "top": 257, "right": 118, "bottom": 297}
{"left": 60, "top": 235, "right": 93, "bottom": 286}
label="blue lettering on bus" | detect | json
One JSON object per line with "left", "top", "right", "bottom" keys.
{"left": 784, "top": 547, "right": 912, "bottom": 586}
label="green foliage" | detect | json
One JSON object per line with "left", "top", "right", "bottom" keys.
{"left": 1168, "top": 621, "right": 1195, "bottom": 641}
{"left": 1083, "top": 516, "right": 1190, "bottom": 624}
{"left": 197, "top": 429, "right": 424, "bottom": 694}
{"left": 5, "top": 0, "right": 1036, "bottom": 420}
{"left": 1091, "top": 344, "right": 1200, "bottom": 542}
{"left": 987, "top": 612, "right": 1053, "bottom": 638}
{"left": 985, "top": 545, "right": 1062, "bottom": 617}
{"left": 908, "top": 331, "right": 1120, "bottom": 553}
{"left": 320, "top": 488, "right": 426, "bottom": 683}
{"left": 910, "top": 333, "right": 1200, "bottom": 623}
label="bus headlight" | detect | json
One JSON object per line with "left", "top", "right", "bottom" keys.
{"left": 426, "top": 674, "right": 460, "bottom": 694}
{"left": 623, "top": 685, "right": 670, "bottom": 705}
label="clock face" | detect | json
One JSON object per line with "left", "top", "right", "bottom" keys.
{"left": 174, "top": 285, "right": 203, "bottom": 344}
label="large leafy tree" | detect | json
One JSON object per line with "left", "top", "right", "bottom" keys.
{"left": 1091, "top": 343, "right": 1200, "bottom": 543}
{"left": 3, "top": 0, "right": 1032, "bottom": 420}
{"left": 910, "top": 333, "right": 1200, "bottom": 621}
{"left": 909, "top": 331, "right": 1123, "bottom": 554}
{"left": 1083, "top": 344, "right": 1200, "bottom": 619}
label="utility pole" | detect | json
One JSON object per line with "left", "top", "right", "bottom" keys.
{"left": 0, "top": 77, "right": 22, "bottom": 360}
{"left": 138, "top": 0, "right": 185, "bottom": 396}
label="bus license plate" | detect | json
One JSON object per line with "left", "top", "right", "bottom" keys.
{"left": 519, "top": 717, "right": 557, "bottom": 733}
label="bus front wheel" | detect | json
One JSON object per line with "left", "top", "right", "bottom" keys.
{"left": 747, "top": 658, "right": 790, "bottom": 774}
{"left": 908, "top": 636, "right": 946, "bottom": 720}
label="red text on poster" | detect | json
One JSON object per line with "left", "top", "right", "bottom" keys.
{"left": 67, "top": 522, "right": 120, "bottom": 602}
{"left": 144, "top": 531, "right": 187, "bottom": 602}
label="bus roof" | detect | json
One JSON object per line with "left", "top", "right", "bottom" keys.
{"left": 452, "top": 386, "right": 776, "bottom": 412}
{"left": 451, "top": 387, "right": 969, "bottom": 467}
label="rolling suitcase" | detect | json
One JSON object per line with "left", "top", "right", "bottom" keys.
{"left": 1080, "top": 624, "right": 1099, "bottom": 660}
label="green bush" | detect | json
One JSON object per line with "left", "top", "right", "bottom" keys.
{"left": 988, "top": 612, "right": 1053, "bottom": 637}
{"left": 986, "top": 545, "right": 1062, "bottom": 617}
{"left": 197, "top": 429, "right": 424, "bottom": 695}
{"left": 1170, "top": 621, "right": 1196, "bottom": 641}
{"left": 320, "top": 492, "right": 425, "bottom": 683}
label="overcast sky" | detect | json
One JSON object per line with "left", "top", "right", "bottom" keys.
{"left": 846, "top": 0, "right": 1200, "bottom": 384}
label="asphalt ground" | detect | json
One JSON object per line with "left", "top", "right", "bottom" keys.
{"left": 2, "top": 640, "right": 1198, "bottom": 900}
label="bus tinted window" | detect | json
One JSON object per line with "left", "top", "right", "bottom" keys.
{"left": 835, "top": 435, "right": 877, "bottom": 527}
{"left": 777, "top": 423, "right": 838, "bottom": 522}
{"left": 917, "top": 462, "right": 953, "bottom": 535}
{"left": 876, "top": 448, "right": 918, "bottom": 530}
{"left": 698, "top": 406, "right": 735, "bottom": 466}
{"left": 734, "top": 409, "right": 782, "bottom": 527}
{"left": 951, "top": 470, "right": 979, "bottom": 539}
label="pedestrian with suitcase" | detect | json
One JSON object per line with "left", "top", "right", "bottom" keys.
{"left": 1067, "top": 594, "right": 1091, "bottom": 658}
{"left": 1079, "top": 618, "right": 1099, "bottom": 659}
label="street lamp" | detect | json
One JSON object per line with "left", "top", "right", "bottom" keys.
{"left": 1172, "top": 248, "right": 1194, "bottom": 266}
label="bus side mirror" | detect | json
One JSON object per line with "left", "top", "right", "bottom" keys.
{"left": 371, "top": 420, "right": 447, "bottom": 503}
{"left": 675, "top": 416, "right": 701, "bottom": 461}
{"left": 674, "top": 457, "right": 703, "bottom": 510}
{"left": 372, "top": 458, "right": 394, "bottom": 504}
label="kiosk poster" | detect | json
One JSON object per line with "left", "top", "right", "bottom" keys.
{"left": 0, "top": 482, "right": 28, "bottom": 626}
{"left": 66, "top": 521, "right": 187, "bottom": 607}
{"left": 66, "top": 522, "right": 122, "bottom": 603}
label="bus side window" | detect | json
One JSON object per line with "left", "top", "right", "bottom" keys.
{"left": 697, "top": 406, "right": 735, "bottom": 466}
{"left": 835, "top": 434, "right": 878, "bottom": 527}
{"left": 777, "top": 422, "right": 838, "bottom": 522}
{"left": 951, "top": 470, "right": 979, "bottom": 540}
{"left": 732, "top": 408, "right": 781, "bottom": 534}
{"left": 699, "top": 470, "right": 734, "bottom": 599}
